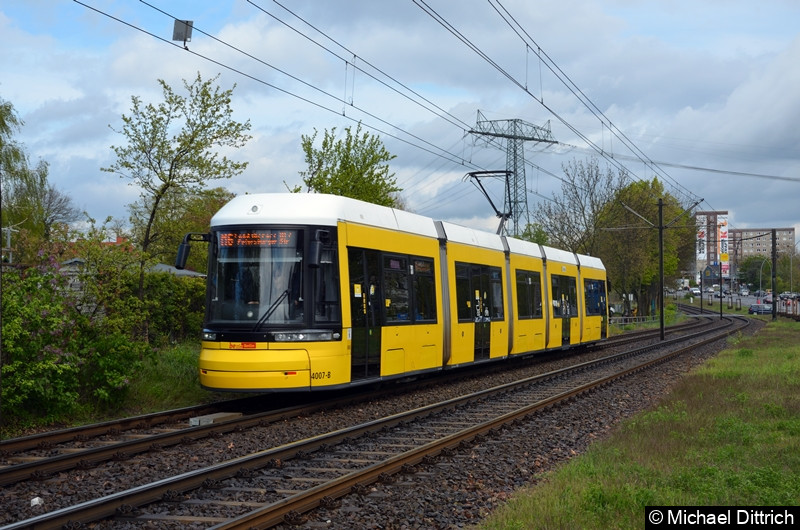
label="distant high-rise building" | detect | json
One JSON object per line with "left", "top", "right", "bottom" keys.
{"left": 730, "top": 227, "right": 796, "bottom": 259}
{"left": 695, "top": 210, "right": 795, "bottom": 288}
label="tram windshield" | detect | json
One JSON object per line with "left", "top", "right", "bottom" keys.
{"left": 207, "top": 229, "right": 307, "bottom": 326}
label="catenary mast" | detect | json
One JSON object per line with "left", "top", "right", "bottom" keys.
{"left": 470, "top": 110, "right": 557, "bottom": 236}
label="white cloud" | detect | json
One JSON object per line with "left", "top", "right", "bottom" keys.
{"left": 0, "top": 0, "right": 798, "bottom": 243}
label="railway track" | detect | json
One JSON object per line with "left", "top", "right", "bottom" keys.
{"left": 0, "top": 313, "right": 708, "bottom": 490}
{"left": 4, "top": 314, "right": 748, "bottom": 529}
{"left": 0, "top": 388, "right": 389, "bottom": 488}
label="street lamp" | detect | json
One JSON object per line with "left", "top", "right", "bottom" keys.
{"left": 790, "top": 239, "right": 799, "bottom": 294}
{"left": 759, "top": 257, "right": 771, "bottom": 301}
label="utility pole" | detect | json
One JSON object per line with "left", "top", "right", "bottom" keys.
{"left": 470, "top": 111, "right": 556, "bottom": 236}
{"left": 623, "top": 198, "right": 701, "bottom": 340}
{"left": 772, "top": 229, "right": 778, "bottom": 321}
{"left": 658, "top": 199, "right": 665, "bottom": 339}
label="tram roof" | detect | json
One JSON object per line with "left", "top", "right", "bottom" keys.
{"left": 211, "top": 193, "right": 439, "bottom": 238}
{"left": 438, "top": 221, "right": 506, "bottom": 251}
{"left": 211, "top": 193, "right": 605, "bottom": 271}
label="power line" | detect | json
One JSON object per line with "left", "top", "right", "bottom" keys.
{"left": 556, "top": 142, "right": 800, "bottom": 183}
{"left": 75, "top": 0, "right": 488, "bottom": 185}
{"left": 487, "top": 0, "right": 700, "bottom": 204}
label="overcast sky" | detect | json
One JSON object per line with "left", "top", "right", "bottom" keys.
{"left": 2, "top": 0, "right": 799, "bottom": 244}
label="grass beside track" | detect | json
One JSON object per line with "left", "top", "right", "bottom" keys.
{"left": 478, "top": 319, "right": 800, "bottom": 530}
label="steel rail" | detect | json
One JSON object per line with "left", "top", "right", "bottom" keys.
{"left": 4, "top": 315, "right": 747, "bottom": 529}
{"left": 0, "top": 388, "right": 387, "bottom": 487}
{"left": 214, "top": 315, "right": 749, "bottom": 528}
{"left": 0, "top": 323, "right": 678, "bottom": 487}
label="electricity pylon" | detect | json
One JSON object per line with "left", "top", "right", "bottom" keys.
{"left": 469, "top": 110, "right": 556, "bottom": 236}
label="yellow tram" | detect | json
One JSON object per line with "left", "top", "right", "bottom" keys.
{"left": 175, "top": 193, "right": 608, "bottom": 391}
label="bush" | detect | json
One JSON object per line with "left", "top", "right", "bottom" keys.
{"left": 0, "top": 259, "right": 147, "bottom": 424}
{"left": 143, "top": 272, "right": 206, "bottom": 346}
{"left": 0, "top": 217, "right": 209, "bottom": 428}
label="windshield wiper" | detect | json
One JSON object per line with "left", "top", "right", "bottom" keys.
{"left": 252, "top": 289, "right": 289, "bottom": 331}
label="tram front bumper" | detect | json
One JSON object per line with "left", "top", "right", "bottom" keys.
{"left": 199, "top": 344, "right": 311, "bottom": 391}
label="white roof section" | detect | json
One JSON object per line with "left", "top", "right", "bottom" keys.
{"left": 541, "top": 245, "right": 578, "bottom": 266}
{"left": 504, "top": 236, "right": 544, "bottom": 259}
{"left": 578, "top": 254, "right": 606, "bottom": 271}
{"left": 439, "top": 221, "right": 505, "bottom": 252}
{"left": 209, "top": 194, "right": 605, "bottom": 270}
{"left": 506, "top": 238, "right": 605, "bottom": 271}
{"left": 211, "top": 193, "right": 438, "bottom": 238}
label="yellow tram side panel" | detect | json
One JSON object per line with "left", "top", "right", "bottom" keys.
{"left": 198, "top": 339, "right": 349, "bottom": 391}
{"left": 380, "top": 323, "right": 442, "bottom": 376}
{"left": 339, "top": 221, "right": 445, "bottom": 378}
{"left": 444, "top": 242, "right": 508, "bottom": 365}
{"left": 580, "top": 265, "right": 607, "bottom": 343}
{"left": 507, "top": 253, "right": 547, "bottom": 355}
{"left": 545, "top": 260, "right": 580, "bottom": 349}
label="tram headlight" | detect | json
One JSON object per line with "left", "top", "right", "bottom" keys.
{"left": 272, "top": 331, "right": 340, "bottom": 342}
{"left": 202, "top": 331, "right": 217, "bottom": 341}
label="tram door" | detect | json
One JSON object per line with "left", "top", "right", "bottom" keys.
{"left": 552, "top": 275, "right": 576, "bottom": 346}
{"left": 457, "top": 263, "right": 499, "bottom": 362}
{"left": 348, "top": 249, "right": 382, "bottom": 380}
{"left": 472, "top": 265, "right": 491, "bottom": 361}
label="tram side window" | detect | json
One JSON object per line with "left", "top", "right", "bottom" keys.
{"left": 413, "top": 258, "right": 437, "bottom": 322}
{"left": 551, "top": 274, "right": 578, "bottom": 317}
{"left": 455, "top": 263, "right": 472, "bottom": 321}
{"left": 567, "top": 277, "right": 578, "bottom": 316}
{"left": 455, "top": 262, "right": 504, "bottom": 322}
{"left": 516, "top": 269, "right": 542, "bottom": 319}
{"left": 584, "top": 279, "right": 606, "bottom": 316}
{"left": 384, "top": 256, "right": 410, "bottom": 322}
{"left": 489, "top": 267, "right": 504, "bottom": 319}
{"left": 313, "top": 245, "right": 341, "bottom": 323}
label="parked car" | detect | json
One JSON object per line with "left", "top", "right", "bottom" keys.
{"left": 690, "top": 287, "right": 701, "bottom": 296}
{"left": 739, "top": 289, "right": 749, "bottom": 296}
{"left": 748, "top": 304, "right": 772, "bottom": 315}
{"left": 753, "top": 290, "right": 767, "bottom": 298}
{"left": 763, "top": 294, "right": 774, "bottom": 304}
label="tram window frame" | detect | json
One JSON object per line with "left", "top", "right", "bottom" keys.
{"left": 412, "top": 258, "right": 437, "bottom": 322}
{"left": 516, "top": 269, "right": 543, "bottom": 319}
{"left": 489, "top": 267, "right": 504, "bottom": 320}
{"left": 311, "top": 238, "right": 341, "bottom": 324}
{"left": 455, "top": 263, "right": 472, "bottom": 321}
{"left": 455, "top": 261, "right": 504, "bottom": 322}
{"left": 583, "top": 278, "right": 606, "bottom": 316}
{"left": 383, "top": 255, "right": 410, "bottom": 323}
{"left": 551, "top": 274, "right": 578, "bottom": 317}
{"left": 379, "top": 253, "right": 439, "bottom": 325}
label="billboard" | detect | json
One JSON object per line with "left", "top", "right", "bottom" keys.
{"left": 696, "top": 214, "right": 707, "bottom": 261}
{"left": 718, "top": 214, "right": 729, "bottom": 278}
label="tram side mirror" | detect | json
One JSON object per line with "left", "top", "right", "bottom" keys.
{"left": 308, "top": 229, "right": 330, "bottom": 268}
{"left": 175, "top": 241, "right": 191, "bottom": 270}
{"left": 175, "top": 233, "right": 210, "bottom": 270}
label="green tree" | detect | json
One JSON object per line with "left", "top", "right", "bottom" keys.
{"left": 595, "top": 179, "right": 694, "bottom": 315}
{"left": 519, "top": 222, "right": 548, "bottom": 245}
{"left": 531, "top": 158, "right": 627, "bottom": 256}
{"left": 5, "top": 160, "right": 81, "bottom": 244}
{"left": 0, "top": 97, "right": 26, "bottom": 265}
{"left": 129, "top": 186, "right": 234, "bottom": 273}
{"left": 1, "top": 98, "right": 80, "bottom": 263}
{"left": 1, "top": 228, "right": 151, "bottom": 426}
{"left": 738, "top": 255, "right": 772, "bottom": 292}
{"left": 292, "top": 122, "right": 401, "bottom": 207}
{"left": 103, "top": 72, "right": 252, "bottom": 301}
{"left": 0, "top": 97, "right": 25, "bottom": 190}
